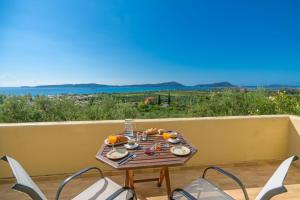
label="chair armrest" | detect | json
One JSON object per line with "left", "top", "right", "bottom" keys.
{"left": 106, "top": 187, "right": 136, "bottom": 200}
{"left": 55, "top": 166, "right": 104, "bottom": 200}
{"left": 169, "top": 188, "right": 197, "bottom": 200}
{"left": 202, "top": 166, "right": 249, "bottom": 200}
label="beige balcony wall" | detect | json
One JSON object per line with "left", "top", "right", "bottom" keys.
{"left": 288, "top": 116, "right": 300, "bottom": 167}
{"left": 0, "top": 115, "right": 290, "bottom": 179}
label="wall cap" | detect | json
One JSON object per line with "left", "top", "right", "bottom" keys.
{"left": 0, "top": 114, "right": 291, "bottom": 127}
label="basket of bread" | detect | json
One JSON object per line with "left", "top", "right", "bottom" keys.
{"left": 143, "top": 128, "right": 167, "bottom": 135}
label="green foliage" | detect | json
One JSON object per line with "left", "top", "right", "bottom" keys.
{"left": 157, "top": 95, "right": 161, "bottom": 105}
{"left": 0, "top": 96, "right": 35, "bottom": 122}
{"left": 0, "top": 89, "right": 299, "bottom": 123}
{"left": 0, "top": 95, "right": 5, "bottom": 104}
{"left": 85, "top": 95, "right": 138, "bottom": 120}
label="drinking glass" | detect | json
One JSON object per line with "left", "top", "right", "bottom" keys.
{"left": 142, "top": 132, "right": 147, "bottom": 141}
{"left": 162, "top": 132, "right": 171, "bottom": 148}
{"left": 136, "top": 132, "right": 141, "bottom": 142}
{"left": 124, "top": 119, "right": 135, "bottom": 137}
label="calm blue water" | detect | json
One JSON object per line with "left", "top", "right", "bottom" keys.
{"left": 0, "top": 86, "right": 298, "bottom": 96}
{"left": 0, "top": 86, "right": 203, "bottom": 96}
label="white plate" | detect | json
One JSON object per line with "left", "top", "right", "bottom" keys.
{"left": 124, "top": 143, "right": 139, "bottom": 149}
{"left": 106, "top": 149, "right": 128, "bottom": 160}
{"left": 168, "top": 138, "right": 181, "bottom": 144}
{"left": 170, "top": 146, "right": 191, "bottom": 156}
{"left": 104, "top": 136, "right": 130, "bottom": 146}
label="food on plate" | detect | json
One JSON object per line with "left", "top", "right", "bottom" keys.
{"left": 158, "top": 129, "right": 167, "bottom": 134}
{"left": 143, "top": 128, "right": 158, "bottom": 135}
{"left": 108, "top": 135, "right": 128, "bottom": 144}
{"left": 144, "top": 128, "right": 166, "bottom": 135}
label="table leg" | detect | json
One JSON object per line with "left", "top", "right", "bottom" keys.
{"left": 164, "top": 167, "right": 171, "bottom": 196}
{"left": 157, "top": 167, "right": 165, "bottom": 187}
{"left": 129, "top": 170, "right": 134, "bottom": 189}
{"left": 125, "top": 170, "right": 130, "bottom": 187}
{"left": 125, "top": 167, "right": 170, "bottom": 195}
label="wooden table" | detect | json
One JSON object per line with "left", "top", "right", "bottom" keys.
{"left": 96, "top": 133, "right": 197, "bottom": 196}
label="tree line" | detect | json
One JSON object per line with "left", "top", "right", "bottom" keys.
{"left": 0, "top": 89, "right": 299, "bottom": 123}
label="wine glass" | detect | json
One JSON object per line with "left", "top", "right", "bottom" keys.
{"left": 108, "top": 135, "right": 117, "bottom": 151}
{"left": 162, "top": 132, "right": 171, "bottom": 148}
{"left": 163, "top": 132, "right": 171, "bottom": 140}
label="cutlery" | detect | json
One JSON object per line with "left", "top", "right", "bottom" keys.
{"left": 119, "top": 154, "right": 137, "bottom": 165}
{"left": 117, "top": 153, "right": 133, "bottom": 164}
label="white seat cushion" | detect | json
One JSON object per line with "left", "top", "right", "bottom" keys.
{"left": 72, "top": 177, "right": 131, "bottom": 200}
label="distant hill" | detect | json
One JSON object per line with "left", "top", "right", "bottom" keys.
{"left": 16, "top": 82, "right": 300, "bottom": 89}
{"left": 33, "top": 83, "right": 109, "bottom": 88}
{"left": 26, "top": 81, "right": 185, "bottom": 88}
{"left": 194, "top": 82, "right": 236, "bottom": 88}
{"left": 21, "top": 81, "right": 239, "bottom": 88}
{"left": 125, "top": 81, "right": 184, "bottom": 88}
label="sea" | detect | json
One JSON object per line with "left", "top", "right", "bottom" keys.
{"left": 0, "top": 86, "right": 298, "bottom": 96}
{"left": 0, "top": 86, "right": 201, "bottom": 96}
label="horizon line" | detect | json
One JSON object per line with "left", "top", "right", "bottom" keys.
{"left": 1, "top": 81, "right": 300, "bottom": 88}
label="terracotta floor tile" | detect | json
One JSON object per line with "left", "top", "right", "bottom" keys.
{"left": 1, "top": 161, "right": 299, "bottom": 200}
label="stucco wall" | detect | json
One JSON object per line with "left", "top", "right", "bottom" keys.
{"left": 288, "top": 116, "right": 300, "bottom": 167}
{"left": 0, "top": 115, "right": 291, "bottom": 179}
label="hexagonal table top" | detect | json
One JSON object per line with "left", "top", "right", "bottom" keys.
{"left": 96, "top": 133, "right": 197, "bottom": 170}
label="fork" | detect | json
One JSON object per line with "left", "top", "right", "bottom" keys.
{"left": 119, "top": 154, "right": 137, "bottom": 165}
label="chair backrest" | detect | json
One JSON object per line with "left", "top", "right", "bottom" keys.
{"left": 255, "top": 155, "right": 299, "bottom": 200}
{"left": 1, "top": 155, "right": 47, "bottom": 200}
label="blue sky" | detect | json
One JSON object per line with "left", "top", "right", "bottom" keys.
{"left": 0, "top": 0, "right": 300, "bottom": 87}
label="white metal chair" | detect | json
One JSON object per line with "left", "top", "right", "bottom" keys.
{"left": 2, "top": 155, "right": 136, "bottom": 200}
{"left": 170, "top": 155, "right": 298, "bottom": 200}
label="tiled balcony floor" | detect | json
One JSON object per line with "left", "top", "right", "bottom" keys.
{"left": 1, "top": 160, "right": 300, "bottom": 200}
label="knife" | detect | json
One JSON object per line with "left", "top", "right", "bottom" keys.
{"left": 120, "top": 154, "right": 136, "bottom": 165}
{"left": 117, "top": 153, "right": 133, "bottom": 164}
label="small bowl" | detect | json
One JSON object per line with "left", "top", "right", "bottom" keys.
{"left": 124, "top": 143, "right": 139, "bottom": 149}
{"left": 170, "top": 133, "right": 178, "bottom": 139}
{"left": 127, "top": 139, "right": 136, "bottom": 146}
